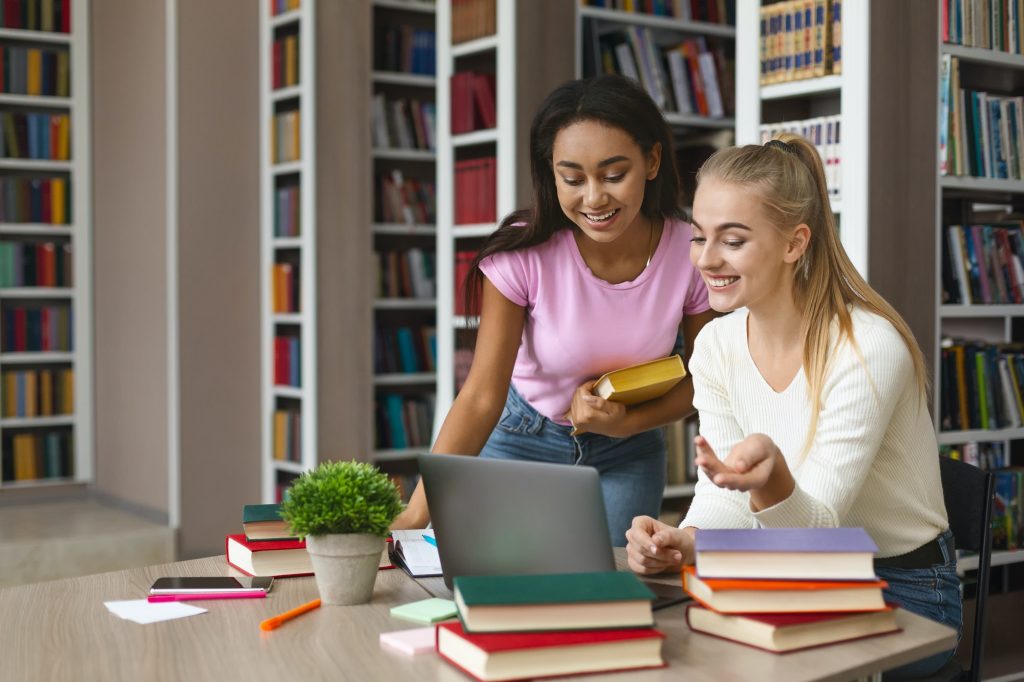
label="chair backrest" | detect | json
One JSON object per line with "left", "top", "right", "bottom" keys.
{"left": 938, "top": 456, "right": 995, "bottom": 682}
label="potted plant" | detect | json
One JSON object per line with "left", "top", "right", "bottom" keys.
{"left": 281, "top": 460, "right": 403, "bottom": 605}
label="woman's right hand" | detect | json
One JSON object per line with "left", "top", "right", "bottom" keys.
{"left": 625, "top": 515, "right": 694, "bottom": 575}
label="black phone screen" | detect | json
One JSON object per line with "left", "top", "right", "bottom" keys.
{"left": 150, "top": 576, "right": 274, "bottom": 593}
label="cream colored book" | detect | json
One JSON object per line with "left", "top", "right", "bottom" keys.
{"left": 593, "top": 355, "right": 686, "bottom": 405}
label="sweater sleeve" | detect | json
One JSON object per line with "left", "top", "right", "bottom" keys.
{"left": 679, "top": 320, "right": 755, "bottom": 530}
{"left": 753, "top": 318, "right": 913, "bottom": 528}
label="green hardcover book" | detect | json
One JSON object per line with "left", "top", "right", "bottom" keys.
{"left": 453, "top": 571, "right": 655, "bottom": 633}
{"left": 242, "top": 503, "right": 297, "bottom": 542}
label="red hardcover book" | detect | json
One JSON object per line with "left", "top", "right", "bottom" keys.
{"left": 436, "top": 621, "right": 666, "bottom": 682}
{"left": 685, "top": 603, "right": 901, "bottom": 654}
{"left": 472, "top": 72, "right": 496, "bottom": 129}
{"left": 41, "top": 180, "right": 51, "bottom": 224}
{"left": 61, "top": 0, "right": 70, "bottom": 33}
{"left": 14, "top": 307, "right": 26, "bottom": 351}
{"left": 225, "top": 533, "right": 312, "bottom": 578}
{"left": 272, "top": 39, "right": 282, "bottom": 89}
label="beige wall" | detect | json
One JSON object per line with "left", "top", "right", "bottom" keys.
{"left": 92, "top": 0, "right": 170, "bottom": 515}
{"left": 176, "top": 0, "right": 260, "bottom": 558}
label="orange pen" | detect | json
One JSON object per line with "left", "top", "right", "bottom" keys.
{"left": 259, "top": 598, "right": 321, "bottom": 631}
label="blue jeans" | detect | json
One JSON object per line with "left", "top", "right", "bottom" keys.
{"left": 479, "top": 384, "right": 666, "bottom": 547}
{"left": 877, "top": 529, "right": 963, "bottom": 679}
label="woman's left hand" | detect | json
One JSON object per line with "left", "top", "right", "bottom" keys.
{"left": 564, "top": 381, "right": 629, "bottom": 437}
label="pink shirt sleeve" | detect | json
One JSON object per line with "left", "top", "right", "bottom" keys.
{"left": 479, "top": 250, "right": 530, "bottom": 307}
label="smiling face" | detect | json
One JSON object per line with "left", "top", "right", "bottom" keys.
{"left": 550, "top": 119, "right": 660, "bottom": 246}
{"left": 690, "top": 178, "right": 808, "bottom": 314}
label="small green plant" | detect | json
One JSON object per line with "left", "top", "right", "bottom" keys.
{"left": 281, "top": 460, "right": 403, "bottom": 538}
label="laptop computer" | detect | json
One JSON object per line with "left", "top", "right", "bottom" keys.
{"left": 418, "top": 453, "right": 616, "bottom": 589}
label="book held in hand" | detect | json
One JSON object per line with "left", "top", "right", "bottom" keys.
{"left": 682, "top": 566, "right": 888, "bottom": 614}
{"left": 453, "top": 571, "right": 655, "bottom": 633}
{"left": 242, "top": 503, "right": 298, "bottom": 542}
{"left": 593, "top": 354, "right": 686, "bottom": 405}
{"left": 685, "top": 603, "right": 900, "bottom": 653}
{"left": 436, "top": 621, "right": 666, "bottom": 682}
{"left": 694, "top": 527, "right": 879, "bottom": 580}
{"left": 225, "top": 534, "right": 312, "bottom": 578}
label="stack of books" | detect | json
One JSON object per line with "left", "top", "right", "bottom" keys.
{"left": 225, "top": 503, "right": 312, "bottom": 578}
{"left": 436, "top": 571, "right": 666, "bottom": 681}
{"left": 682, "top": 528, "right": 900, "bottom": 653}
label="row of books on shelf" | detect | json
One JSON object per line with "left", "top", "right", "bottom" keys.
{"left": 378, "top": 171, "right": 436, "bottom": 225}
{"left": 375, "top": 247, "right": 435, "bottom": 299}
{"left": 374, "top": 24, "right": 436, "bottom": 77}
{"left": 0, "top": 111, "right": 70, "bottom": 161}
{"left": 375, "top": 392, "right": 434, "bottom": 450}
{"left": 759, "top": 0, "right": 841, "bottom": 85}
{"left": 942, "top": 222, "right": 1024, "bottom": 305}
{"left": 938, "top": 340, "right": 1024, "bottom": 432}
{"left": 941, "top": 441, "right": 1010, "bottom": 470}
{"left": 270, "top": 109, "right": 300, "bottom": 164}
{"left": 760, "top": 116, "right": 841, "bottom": 199}
{"left": 455, "top": 157, "right": 496, "bottom": 225}
{"left": 270, "top": 33, "right": 299, "bottom": 90}
{"left": 0, "top": 176, "right": 71, "bottom": 224}
{"left": 943, "top": 0, "right": 1024, "bottom": 54}
{"left": 2, "top": 304, "right": 71, "bottom": 352}
{"left": 0, "top": 239, "right": 70, "bottom": 287}
{"left": 2, "top": 430, "right": 72, "bottom": 482}
{"left": 583, "top": 0, "right": 734, "bottom": 24}
{"left": 273, "top": 183, "right": 300, "bottom": 237}
{"left": 0, "top": 0, "right": 71, "bottom": 33}
{"left": 273, "top": 335, "right": 301, "bottom": 388}
{"left": 598, "top": 30, "right": 733, "bottom": 119}
{"left": 2, "top": 366, "right": 72, "bottom": 417}
{"left": 271, "top": 407, "right": 301, "bottom": 463}
{"left": 450, "top": 70, "right": 495, "bottom": 134}
{"left": 375, "top": 325, "right": 437, "bottom": 375}
{"left": 371, "top": 93, "right": 436, "bottom": 151}
{"left": 451, "top": 0, "right": 494, "bottom": 45}
{"left": 269, "top": 0, "right": 299, "bottom": 17}
{"left": 271, "top": 262, "right": 299, "bottom": 313}
{"left": 0, "top": 45, "right": 70, "bottom": 97}
{"left": 940, "top": 55, "right": 1024, "bottom": 180}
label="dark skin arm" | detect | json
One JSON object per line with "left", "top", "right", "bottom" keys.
{"left": 391, "top": 279, "right": 524, "bottom": 529}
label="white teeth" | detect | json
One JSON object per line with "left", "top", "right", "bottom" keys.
{"left": 707, "top": 277, "right": 738, "bottom": 287}
{"left": 584, "top": 209, "right": 617, "bottom": 221}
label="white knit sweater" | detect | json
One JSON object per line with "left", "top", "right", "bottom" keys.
{"left": 681, "top": 307, "right": 948, "bottom": 558}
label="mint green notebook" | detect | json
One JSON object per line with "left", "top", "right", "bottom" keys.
{"left": 389, "top": 598, "right": 458, "bottom": 624}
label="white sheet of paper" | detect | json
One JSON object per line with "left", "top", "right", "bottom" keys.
{"left": 104, "top": 599, "right": 207, "bottom": 624}
{"left": 390, "top": 529, "right": 442, "bottom": 576}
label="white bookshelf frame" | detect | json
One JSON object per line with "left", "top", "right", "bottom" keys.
{"left": 260, "top": 1, "right": 317, "bottom": 502}
{"left": 0, "top": 2, "right": 92, "bottom": 490}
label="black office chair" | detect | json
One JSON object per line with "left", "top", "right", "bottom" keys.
{"left": 909, "top": 456, "right": 995, "bottom": 682}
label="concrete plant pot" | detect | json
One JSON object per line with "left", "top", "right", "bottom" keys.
{"left": 304, "top": 533, "right": 384, "bottom": 605}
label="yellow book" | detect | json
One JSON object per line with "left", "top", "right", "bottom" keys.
{"left": 593, "top": 355, "right": 687, "bottom": 405}
{"left": 24, "top": 371, "right": 37, "bottom": 418}
{"left": 40, "top": 369, "right": 53, "bottom": 416}
{"left": 27, "top": 49, "right": 42, "bottom": 96}
{"left": 273, "top": 410, "right": 287, "bottom": 460}
{"left": 58, "top": 115, "right": 70, "bottom": 160}
{"left": 51, "top": 178, "right": 65, "bottom": 224}
{"left": 3, "top": 372, "right": 15, "bottom": 418}
{"left": 56, "top": 51, "right": 70, "bottom": 97}
{"left": 62, "top": 367, "right": 74, "bottom": 414}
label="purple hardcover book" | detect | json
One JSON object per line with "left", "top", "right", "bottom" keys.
{"left": 695, "top": 528, "right": 878, "bottom": 553}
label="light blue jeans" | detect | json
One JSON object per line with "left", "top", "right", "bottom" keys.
{"left": 479, "top": 384, "right": 666, "bottom": 547}
{"left": 877, "top": 528, "right": 963, "bottom": 679}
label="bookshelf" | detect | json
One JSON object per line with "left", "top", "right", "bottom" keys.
{"left": 0, "top": 0, "right": 90, "bottom": 490}
{"left": 431, "top": 0, "right": 574, "bottom": 447}
{"left": 575, "top": 1, "right": 736, "bottom": 512}
{"left": 259, "top": 0, "right": 375, "bottom": 502}
{"left": 370, "top": 0, "right": 439, "bottom": 491}
{"left": 934, "top": 0, "right": 1024, "bottom": 574}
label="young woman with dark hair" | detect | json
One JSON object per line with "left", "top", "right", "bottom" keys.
{"left": 391, "top": 75, "right": 717, "bottom": 544}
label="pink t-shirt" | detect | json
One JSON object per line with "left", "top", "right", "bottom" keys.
{"left": 479, "top": 217, "right": 710, "bottom": 424}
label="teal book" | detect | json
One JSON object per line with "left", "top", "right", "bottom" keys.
{"left": 242, "top": 503, "right": 297, "bottom": 542}
{"left": 453, "top": 571, "right": 655, "bottom": 633}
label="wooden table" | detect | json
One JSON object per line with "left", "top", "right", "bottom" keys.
{"left": 0, "top": 551, "right": 957, "bottom": 682}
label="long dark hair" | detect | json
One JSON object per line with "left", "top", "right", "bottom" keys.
{"left": 463, "top": 74, "right": 684, "bottom": 314}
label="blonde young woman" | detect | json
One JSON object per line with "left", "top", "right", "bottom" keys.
{"left": 625, "top": 134, "right": 960, "bottom": 678}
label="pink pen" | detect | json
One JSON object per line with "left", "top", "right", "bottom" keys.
{"left": 148, "top": 591, "right": 267, "bottom": 602}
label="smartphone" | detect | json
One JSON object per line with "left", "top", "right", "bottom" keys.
{"left": 150, "top": 576, "right": 275, "bottom": 594}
